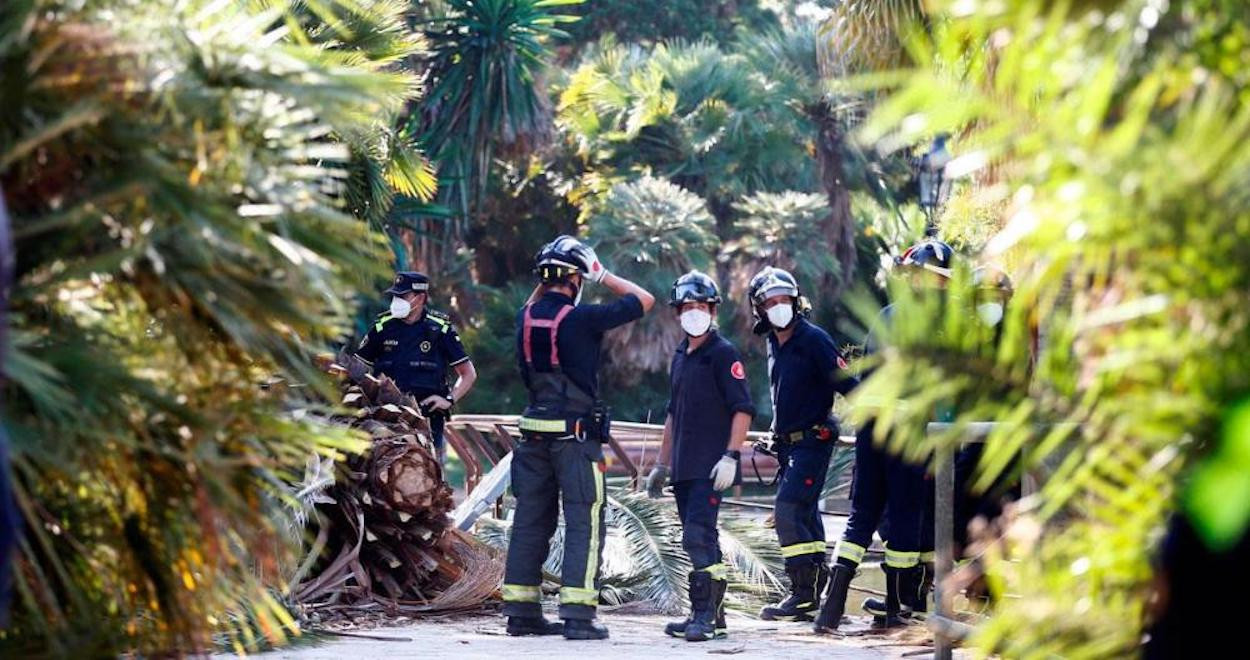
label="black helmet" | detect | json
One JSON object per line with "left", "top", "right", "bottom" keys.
{"left": 534, "top": 235, "right": 584, "bottom": 283}
{"left": 895, "top": 239, "right": 954, "bottom": 278}
{"left": 747, "top": 266, "right": 807, "bottom": 334}
{"left": 670, "top": 270, "right": 722, "bottom": 307}
{"left": 748, "top": 266, "right": 800, "bottom": 306}
{"left": 385, "top": 271, "right": 430, "bottom": 295}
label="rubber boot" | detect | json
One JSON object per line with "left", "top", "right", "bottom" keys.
{"left": 813, "top": 563, "right": 855, "bottom": 634}
{"left": 814, "top": 561, "right": 830, "bottom": 611}
{"left": 864, "top": 564, "right": 926, "bottom": 619}
{"left": 563, "top": 618, "right": 610, "bottom": 640}
{"left": 664, "top": 572, "right": 697, "bottom": 638}
{"left": 685, "top": 571, "right": 724, "bottom": 641}
{"left": 913, "top": 562, "right": 933, "bottom": 616}
{"left": 760, "top": 563, "right": 820, "bottom": 621}
{"left": 506, "top": 615, "right": 564, "bottom": 636}
{"left": 869, "top": 565, "right": 909, "bottom": 629}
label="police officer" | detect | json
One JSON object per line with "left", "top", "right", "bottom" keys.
{"left": 355, "top": 271, "right": 478, "bottom": 460}
{"left": 502, "top": 236, "right": 655, "bottom": 640}
{"left": 645, "top": 271, "right": 755, "bottom": 642}
{"left": 748, "top": 267, "right": 857, "bottom": 622}
{"left": 815, "top": 239, "right": 954, "bottom": 633}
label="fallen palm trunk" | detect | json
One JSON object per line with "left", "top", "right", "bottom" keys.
{"left": 291, "top": 352, "right": 501, "bottom": 620}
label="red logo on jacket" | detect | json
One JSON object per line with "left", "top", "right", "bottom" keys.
{"left": 730, "top": 361, "right": 746, "bottom": 380}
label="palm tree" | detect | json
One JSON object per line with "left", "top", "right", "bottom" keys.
{"left": 0, "top": 0, "right": 422, "bottom": 653}
{"left": 584, "top": 176, "right": 719, "bottom": 379}
{"left": 557, "top": 37, "right": 818, "bottom": 227}
{"left": 847, "top": 0, "right": 1250, "bottom": 655}
{"left": 409, "top": 0, "right": 579, "bottom": 268}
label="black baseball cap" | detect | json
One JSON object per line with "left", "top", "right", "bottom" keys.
{"left": 385, "top": 271, "right": 430, "bottom": 295}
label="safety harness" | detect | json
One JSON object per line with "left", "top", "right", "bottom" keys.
{"left": 519, "top": 302, "right": 596, "bottom": 434}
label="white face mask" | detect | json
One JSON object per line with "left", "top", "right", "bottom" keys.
{"left": 390, "top": 296, "right": 412, "bottom": 319}
{"left": 766, "top": 304, "right": 794, "bottom": 329}
{"left": 976, "top": 302, "right": 1004, "bottom": 326}
{"left": 679, "top": 309, "right": 713, "bottom": 337}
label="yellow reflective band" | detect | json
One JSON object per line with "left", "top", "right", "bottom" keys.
{"left": 885, "top": 549, "right": 920, "bottom": 568}
{"left": 920, "top": 551, "right": 936, "bottom": 563}
{"left": 374, "top": 314, "right": 393, "bottom": 332}
{"left": 519, "top": 417, "right": 567, "bottom": 433}
{"left": 502, "top": 583, "right": 541, "bottom": 603}
{"left": 835, "top": 541, "right": 866, "bottom": 564}
{"left": 560, "top": 586, "right": 599, "bottom": 606}
{"left": 698, "top": 563, "right": 729, "bottom": 580}
{"left": 585, "top": 458, "right": 605, "bottom": 590}
{"left": 780, "top": 541, "right": 826, "bottom": 558}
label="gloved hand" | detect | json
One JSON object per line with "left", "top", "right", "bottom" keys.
{"left": 420, "top": 395, "right": 453, "bottom": 412}
{"left": 572, "top": 242, "right": 608, "bottom": 283}
{"left": 645, "top": 464, "right": 669, "bottom": 498}
{"left": 710, "top": 454, "right": 738, "bottom": 491}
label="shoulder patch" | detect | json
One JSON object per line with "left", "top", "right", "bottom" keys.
{"left": 426, "top": 308, "right": 452, "bottom": 332}
{"left": 837, "top": 355, "right": 849, "bottom": 370}
{"left": 730, "top": 361, "right": 746, "bottom": 380}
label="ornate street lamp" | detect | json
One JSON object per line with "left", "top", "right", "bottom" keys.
{"left": 916, "top": 134, "right": 952, "bottom": 236}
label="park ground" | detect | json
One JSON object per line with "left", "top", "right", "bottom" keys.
{"left": 241, "top": 611, "right": 953, "bottom": 659}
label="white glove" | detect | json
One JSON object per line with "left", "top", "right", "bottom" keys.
{"left": 573, "top": 243, "right": 608, "bottom": 283}
{"left": 709, "top": 454, "right": 737, "bottom": 491}
{"left": 420, "top": 395, "right": 453, "bottom": 412}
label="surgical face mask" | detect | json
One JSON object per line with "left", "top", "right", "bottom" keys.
{"left": 976, "top": 302, "right": 1004, "bottom": 326}
{"left": 679, "top": 309, "right": 713, "bottom": 337}
{"left": 390, "top": 296, "right": 412, "bottom": 319}
{"left": 766, "top": 304, "right": 794, "bottom": 329}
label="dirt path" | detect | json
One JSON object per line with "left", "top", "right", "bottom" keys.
{"left": 242, "top": 613, "right": 946, "bottom": 659}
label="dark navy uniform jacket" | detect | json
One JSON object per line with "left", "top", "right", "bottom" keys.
{"left": 515, "top": 291, "right": 644, "bottom": 406}
{"left": 356, "top": 308, "right": 469, "bottom": 397}
{"left": 667, "top": 330, "right": 756, "bottom": 482}
{"left": 767, "top": 317, "right": 857, "bottom": 435}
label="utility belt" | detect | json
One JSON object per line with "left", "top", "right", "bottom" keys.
{"left": 774, "top": 421, "right": 837, "bottom": 445}
{"left": 519, "top": 402, "right": 611, "bottom": 443}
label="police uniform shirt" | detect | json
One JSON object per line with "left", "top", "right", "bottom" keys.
{"left": 514, "top": 291, "right": 644, "bottom": 401}
{"left": 667, "top": 330, "right": 756, "bottom": 482}
{"left": 356, "top": 309, "right": 469, "bottom": 396}
{"left": 767, "top": 317, "right": 857, "bottom": 435}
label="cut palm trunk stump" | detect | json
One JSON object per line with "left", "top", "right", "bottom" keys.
{"left": 291, "top": 351, "right": 503, "bottom": 623}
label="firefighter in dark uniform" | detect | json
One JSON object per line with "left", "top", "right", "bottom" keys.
{"left": 644, "top": 271, "right": 755, "bottom": 642}
{"left": 748, "top": 267, "right": 858, "bottom": 622}
{"left": 502, "top": 236, "right": 655, "bottom": 640}
{"left": 815, "top": 239, "right": 954, "bottom": 632}
{"left": 355, "top": 271, "right": 478, "bottom": 460}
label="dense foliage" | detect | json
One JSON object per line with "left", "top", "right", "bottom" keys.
{"left": 0, "top": 0, "right": 423, "bottom": 653}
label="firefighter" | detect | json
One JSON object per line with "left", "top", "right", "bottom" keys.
{"left": 645, "top": 271, "right": 755, "bottom": 642}
{"left": 355, "top": 271, "right": 477, "bottom": 461}
{"left": 501, "top": 236, "right": 655, "bottom": 640}
{"left": 815, "top": 239, "right": 955, "bottom": 633}
{"left": 748, "top": 267, "right": 858, "bottom": 622}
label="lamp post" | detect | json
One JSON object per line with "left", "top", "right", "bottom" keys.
{"left": 916, "top": 134, "right": 952, "bottom": 236}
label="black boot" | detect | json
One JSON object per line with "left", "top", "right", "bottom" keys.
{"left": 869, "top": 565, "right": 909, "bottom": 629}
{"left": 685, "top": 571, "right": 725, "bottom": 642}
{"left": 760, "top": 563, "right": 820, "bottom": 621}
{"left": 506, "top": 615, "right": 564, "bottom": 636}
{"left": 814, "top": 561, "right": 830, "bottom": 610}
{"left": 563, "top": 618, "right": 610, "bottom": 640}
{"left": 864, "top": 564, "right": 926, "bottom": 620}
{"left": 912, "top": 562, "right": 933, "bottom": 616}
{"left": 664, "top": 572, "right": 697, "bottom": 638}
{"left": 813, "top": 563, "right": 855, "bottom": 634}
